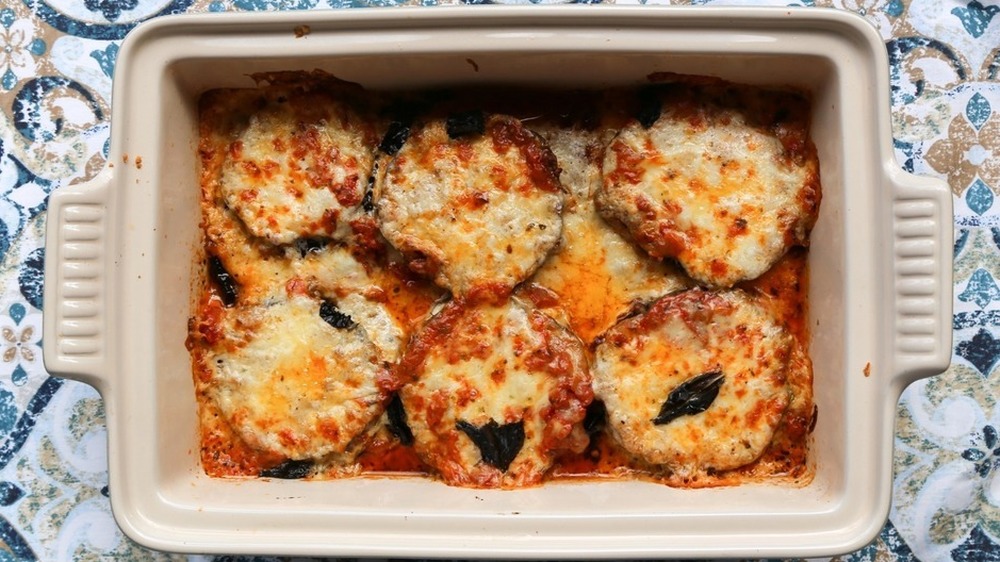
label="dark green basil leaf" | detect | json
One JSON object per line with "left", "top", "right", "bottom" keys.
{"left": 387, "top": 393, "right": 414, "bottom": 446}
{"left": 652, "top": 370, "right": 725, "bottom": 425}
{"left": 208, "top": 255, "right": 238, "bottom": 307}
{"left": 446, "top": 110, "right": 485, "bottom": 139}
{"left": 379, "top": 121, "right": 410, "bottom": 155}
{"left": 456, "top": 419, "right": 525, "bottom": 472}
{"left": 259, "top": 459, "right": 313, "bottom": 479}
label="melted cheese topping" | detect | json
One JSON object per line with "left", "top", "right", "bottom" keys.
{"left": 192, "top": 78, "right": 817, "bottom": 488}
{"left": 193, "top": 83, "right": 442, "bottom": 476}
{"left": 592, "top": 289, "right": 792, "bottom": 478}
{"left": 377, "top": 115, "right": 564, "bottom": 299}
{"left": 400, "top": 297, "right": 592, "bottom": 488}
{"left": 526, "top": 125, "right": 690, "bottom": 343}
{"left": 206, "top": 291, "right": 389, "bottom": 460}
{"left": 597, "top": 86, "right": 820, "bottom": 288}
{"left": 220, "top": 87, "right": 376, "bottom": 245}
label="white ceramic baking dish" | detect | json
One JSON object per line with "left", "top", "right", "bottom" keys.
{"left": 42, "top": 6, "right": 952, "bottom": 558}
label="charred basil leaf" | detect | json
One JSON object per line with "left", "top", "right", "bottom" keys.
{"left": 319, "top": 300, "right": 355, "bottom": 329}
{"left": 379, "top": 121, "right": 410, "bottom": 155}
{"left": 583, "top": 400, "right": 607, "bottom": 436}
{"left": 208, "top": 255, "right": 238, "bottom": 307}
{"left": 652, "top": 370, "right": 725, "bottom": 425}
{"left": 259, "top": 459, "right": 313, "bottom": 479}
{"left": 636, "top": 87, "right": 662, "bottom": 129}
{"left": 294, "top": 237, "right": 327, "bottom": 257}
{"left": 772, "top": 107, "right": 790, "bottom": 127}
{"left": 361, "top": 169, "right": 377, "bottom": 213}
{"left": 456, "top": 419, "right": 525, "bottom": 472}
{"left": 446, "top": 110, "right": 485, "bottom": 139}
{"left": 386, "top": 393, "right": 414, "bottom": 446}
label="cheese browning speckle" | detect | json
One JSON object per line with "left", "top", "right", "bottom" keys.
{"left": 220, "top": 82, "right": 377, "bottom": 245}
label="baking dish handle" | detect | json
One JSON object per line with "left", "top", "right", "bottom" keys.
{"left": 42, "top": 168, "right": 113, "bottom": 393}
{"left": 889, "top": 165, "right": 953, "bottom": 389}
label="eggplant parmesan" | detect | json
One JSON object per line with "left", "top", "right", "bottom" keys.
{"left": 376, "top": 114, "right": 564, "bottom": 301}
{"left": 190, "top": 74, "right": 819, "bottom": 489}
{"left": 218, "top": 77, "right": 378, "bottom": 246}
{"left": 195, "top": 287, "right": 391, "bottom": 462}
{"left": 596, "top": 81, "right": 821, "bottom": 288}
{"left": 397, "top": 297, "right": 592, "bottom": 488}
{"left": 591, "top": 289, "right": 795, "bottom": 482}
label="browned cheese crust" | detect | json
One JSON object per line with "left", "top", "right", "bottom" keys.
{"left": 596, "top": 82, "right": 821, "bottom": 288}
{"left": 397, "top": 297, "right": 593, "bottom": 488}
{"left": 218, "top": 77, "right": 378, "bottom": 246}
{"left": 592, "top": 289, "right": 796, "bottom": 483}
{"left": 377, "top": 115, "right": 565, "bottom": 301}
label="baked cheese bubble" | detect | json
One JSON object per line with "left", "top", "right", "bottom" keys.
{"left": 377, "top": 114, "right": 564, "bottom": 300}
{"left": 596, "top": 83, "right": 820, "bottom": 288}
{"left": 205, "top": 287, "right": 391, "bottom": 462}
{"left": 397, "top": 297, "right": 592, "bottom": 488}
{"left": 220, "top": 84, "right": 377, "bottom": 245}
{"left": 592, "top": 288, "right": 792, "bottom": 478}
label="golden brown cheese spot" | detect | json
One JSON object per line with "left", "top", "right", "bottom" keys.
{"left": 592, "top": 289, "right": 792, "bottom": 478}
{"left": 377, "top": 115, "right": 564, "bottom": 300}
{"left": 398, "top": 297, "right": 592, "bottom": 488}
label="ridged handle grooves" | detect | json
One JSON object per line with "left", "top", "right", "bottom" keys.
{"left": 43, "top": 168, "right": 113, "bottom": 391}
{"left": 889, "top": 167, "right": 953, "bottom": 387}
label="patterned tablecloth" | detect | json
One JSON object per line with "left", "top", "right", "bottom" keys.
{"left": 0, "top": 0, "right": 996, "bottom": 560}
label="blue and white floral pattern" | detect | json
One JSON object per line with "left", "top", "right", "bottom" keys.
{"left": 0, "top": 304, "right": 41, "bottom": 387}
{"left": 0, "top": 10, "right": 45, "bottom": 92}
{"left": 0, "top": 0, "right": 996, "bottom": 559}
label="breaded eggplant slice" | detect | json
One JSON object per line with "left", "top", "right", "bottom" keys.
{"left": 220, "top": 83, "right": 377, "bottom": 245}
{"left": 398, "top": 297, "right": 592, "bottom": 488}
{"left": 592, "top": 288, "right": 792, "bottom": 477}
{"left": 596, "top": 84, "right": 820, "bottom": 288}
{"left": 203, "top": 285, "right": 391, "bottom": 461}
{"left": 377, "top": 114, "right": 564, "bottom": 300}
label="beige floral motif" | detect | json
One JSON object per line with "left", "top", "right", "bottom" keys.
{"left": 0, "top": 19, "right": 38, "bottom": 89}
{"left": 0, "top": 310, "right": 41, "bottom": 380}
{"left": 925, "top": 107, "right": 1000, "bottom": 196}
{"left": 2, "top": 325, "right": 34, "bottom": 363}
